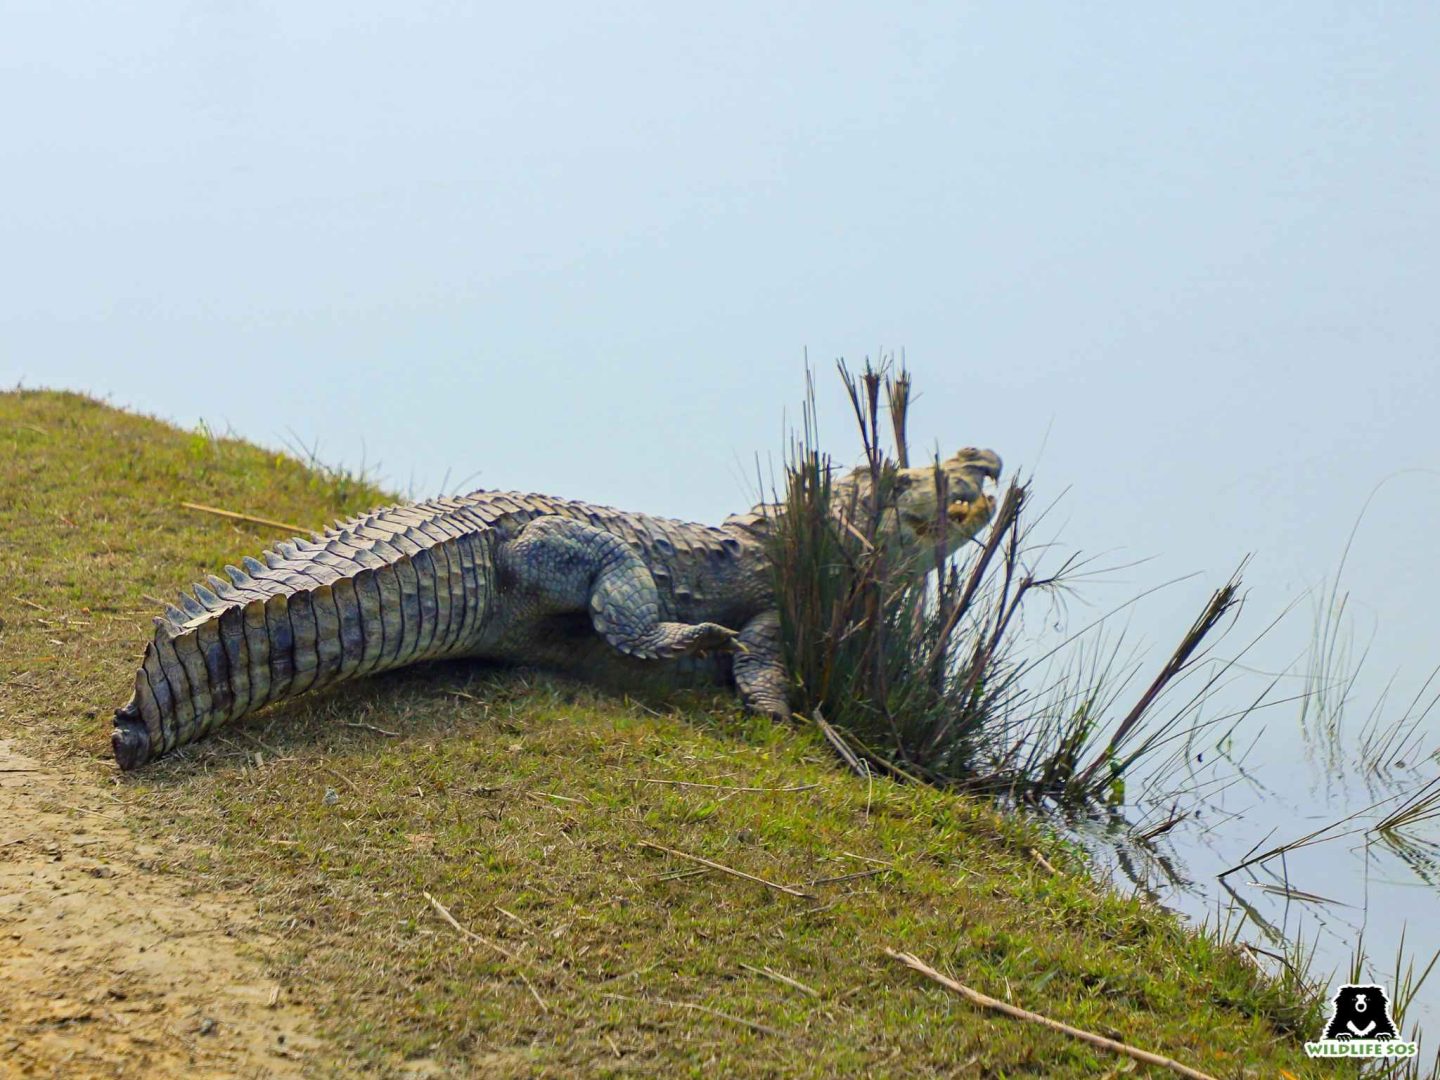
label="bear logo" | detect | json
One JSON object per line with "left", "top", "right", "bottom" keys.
{"left": 1322, "top": 984, "right": 1399, "bottom": 1041}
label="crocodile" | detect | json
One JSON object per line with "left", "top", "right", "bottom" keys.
{"left": 111, "top": 448, "right": 1002, "bottom": 769}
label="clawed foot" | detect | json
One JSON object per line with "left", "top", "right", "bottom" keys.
{"left": 618, "top": 621, "right": 740, "bottom": 660}
{"left": 743, "top": 695, "right": 792, "bottom": 722}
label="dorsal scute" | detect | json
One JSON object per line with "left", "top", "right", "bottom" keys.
{"left": 354, "top": 546, "right": 387, "bottom": 569}
{"left": 400, "top": 523, "right": 440, "bottom": 548}
{"left": 206, "top": 574, "right": 240, "bottom": 602}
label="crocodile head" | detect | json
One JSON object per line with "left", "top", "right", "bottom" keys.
{"left": 838, "top": 447, "right": 1003, "bottom": 556}
{"left": 724, "top": 447, "right": 1003, "bottom": 559}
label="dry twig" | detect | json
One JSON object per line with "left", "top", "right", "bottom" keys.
{"left": 884, "top": 949, "right": 1218, "bottom": 1080}
{"left": 1029, "top": 848, "right": 1061, "bottom": 876}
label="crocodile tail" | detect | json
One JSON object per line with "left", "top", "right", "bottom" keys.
{"left": 112, "top": 499, "right": 495, "bottom": 770}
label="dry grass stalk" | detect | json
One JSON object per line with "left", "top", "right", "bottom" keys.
{"left": 629, "top": 778, "right": 819, "bottom": 793}
{"left": 839, "top": 851, "right": 895, "bottom": 867}
{"left": 423, "top": 891, "right": 523, "bottom": 963}
{"left": 885, "top": 368, "right": 912, "bottom": 469}
{"left": 341, "top": 721, "right": 401, "bottom": 737}
{"left": 813, "top": 711, "right": 923, "bottom": 785}
{"left": 921, "top": 481, "right": 1026, "bottom": 685}
{"left": 602, "top": 992, "right": 781, "bottom": 1037}
{"left": 1375, "top": 774, "right": 1440, "bottom": 833}
{"left": 885, "top": 949, "right": 1220, "bottom": 1080}
{"left": 812, "top": 709, "right": 867, "bottom": 778}
{"left": 1072, "top": 569, "right": 1244, "bottom": 793}
{"left": 638, "top": 841, "right": 811, "bottom": 899}
{"left": 738, "top": 961, "right": 821, "bottom": 997}
{"left": 1133, "top": 811, "right": 1189, "bottom": 843}
{"left": 799, "top": 868, "right": 885, "bottom": 887}
{"left": 423, "top": 891, "right": 549, "bottom": 1012}
{"left": 179, "top": 500, "right": 308, "bottom": 534}
{"left": 321, "top": 765, "right": 359, "bottom": 793}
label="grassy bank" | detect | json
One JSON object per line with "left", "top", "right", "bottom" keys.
{"left": 1, "top": 389, "right": 1328, "bottom": 1076}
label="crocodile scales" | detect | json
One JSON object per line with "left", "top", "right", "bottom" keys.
{"left": 111, "top": 449, "right": 1002, "bottom": 769}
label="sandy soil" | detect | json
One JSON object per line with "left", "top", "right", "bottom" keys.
{"left": 0, "top": 740, "right": 322, "bottom": 1079}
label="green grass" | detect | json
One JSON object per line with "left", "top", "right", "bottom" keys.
{"left": 0, "top": 389, "right": 1334, "bottom": 1077}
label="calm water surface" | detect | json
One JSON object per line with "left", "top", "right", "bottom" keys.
{"left": 1080, "top": 663, "right": 1440, "bottom": 1040}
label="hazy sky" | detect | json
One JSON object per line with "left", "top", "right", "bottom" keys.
{"left": 5, "top": 3, "right": 1438, "bottom": 696}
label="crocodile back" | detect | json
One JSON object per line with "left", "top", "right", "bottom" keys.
{"left": 112, "top": 489, "right": 771, "bottom": 770}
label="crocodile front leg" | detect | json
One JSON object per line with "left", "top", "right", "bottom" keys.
{"left": 497, "top": 516, "right": 738, "bottom": 660}
{"left": 733, "top": 610, "right": 791, "bottom": 720}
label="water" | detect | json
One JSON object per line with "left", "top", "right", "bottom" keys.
{"left": 1074, "top": 626, "right": 1440, "bottom": 1041}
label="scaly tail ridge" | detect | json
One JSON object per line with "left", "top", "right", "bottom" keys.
{"left": 113, "top": 499, "right": 495, "bottom": 770}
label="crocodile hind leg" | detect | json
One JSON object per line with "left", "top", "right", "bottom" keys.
{"left": 732, "top": 610, "right": 792, "bottom": 720}
{"left": 497, "top": 516, "right": 738, "bottom": 660}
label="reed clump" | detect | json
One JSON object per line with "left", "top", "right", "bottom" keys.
{"left": 771, "top": 361, "right": 1244, "bottom": 809}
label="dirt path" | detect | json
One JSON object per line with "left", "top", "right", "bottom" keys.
{"left": 0, "top": 741, "right": 322, "bottom": 1079}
